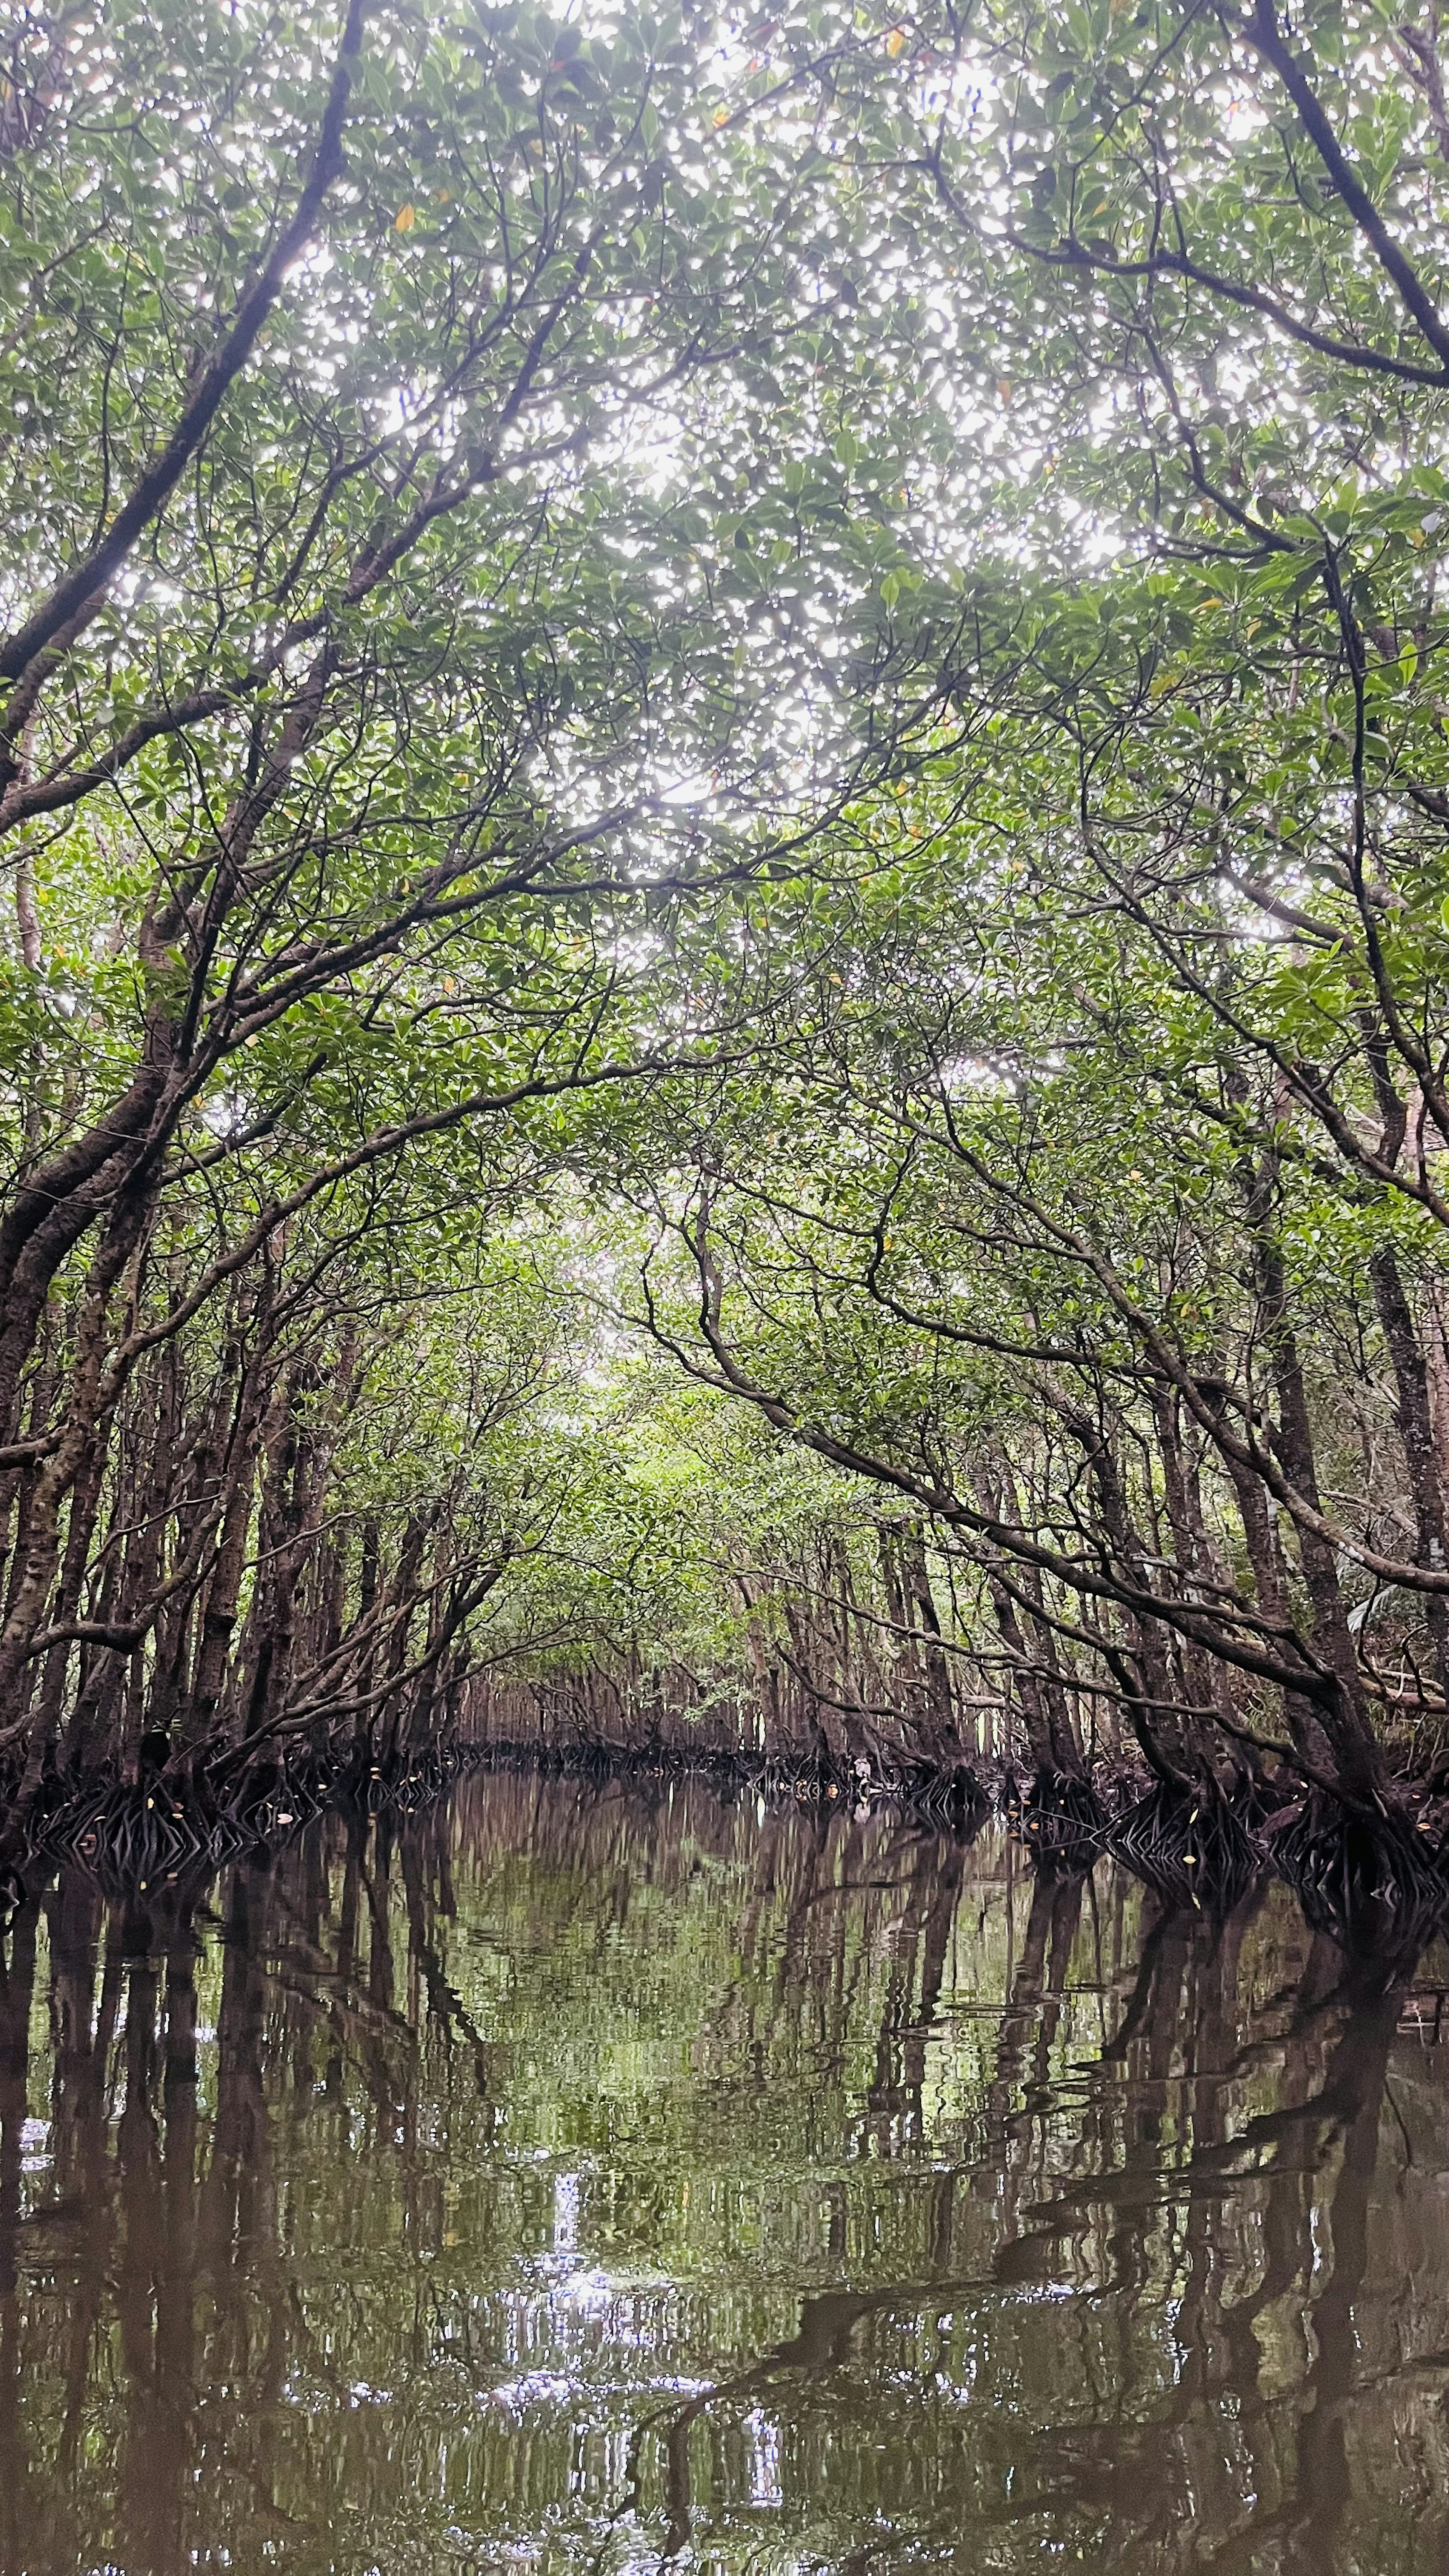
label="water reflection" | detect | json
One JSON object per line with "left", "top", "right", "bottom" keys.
{"left": 3, "top": 1773, "right": 1448, "bottom": 2573}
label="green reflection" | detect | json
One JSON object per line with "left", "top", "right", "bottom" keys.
{"left": 1, "top": 1773, "right": 1446, "bottom": 2574}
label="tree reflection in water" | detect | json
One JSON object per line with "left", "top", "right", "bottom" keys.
{"left": 0, "top": 1773, "right": 1446, "bottom": 2575}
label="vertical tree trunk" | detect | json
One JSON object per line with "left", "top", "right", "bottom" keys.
{"left": 1370, "top": 1245, "right": 1449, "bottom": 1697}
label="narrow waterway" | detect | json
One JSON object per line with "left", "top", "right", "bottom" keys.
{"left": 2, "top": 1772, "right": 1447, "bottom": 2574}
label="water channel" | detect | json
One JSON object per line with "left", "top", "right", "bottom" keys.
{"left": 3, "top": 1770, "right": 1447, "bottom": 2574}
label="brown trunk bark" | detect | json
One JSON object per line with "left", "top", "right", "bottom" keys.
{"left": 1259, "top": 1241, "right": 1383, "bottom": 1804}
{"left": 186, "top": 1351, "right": 272, "bottom": 1732}
{"left": 1370, "top": 1244, "right": 1449, "bottom": 1698}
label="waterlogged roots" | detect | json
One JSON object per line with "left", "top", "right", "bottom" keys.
{"left": 0, "top": 1742, "right": 471, "bottom": 1912}
{"left": 854, "top": 1756, "right": 984, "bottom": 1826}
{"left": 1001, "top": 1769, "right": 1105, "bottom": 1865}
{"left": 476, "top": 1736, "right": 988, "bottom": 1826}
{"left": 1107, "top": 1784, "right": 1260, "bottom": 1916}
{"left": 14, "top": 1740, "right": 1449, "bottom": 1966}
{"left": 997, "top": 1767, "right": 1449, "bottom": 1954}
{"left": 1264, "top": 1793, "right": 1449, "bottom": 1958}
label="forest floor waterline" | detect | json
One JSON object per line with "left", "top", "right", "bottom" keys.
{"left": 4, "top": 1767, "right": 1449, "bottom": 2576}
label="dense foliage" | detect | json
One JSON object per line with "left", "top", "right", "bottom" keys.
{"left": 5, "top": 0, "right": 1449, "bottom": 1898}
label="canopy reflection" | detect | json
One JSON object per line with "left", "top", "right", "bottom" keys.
{"left": 2, "top": 1773, "right": 1446, "bottom": 2574}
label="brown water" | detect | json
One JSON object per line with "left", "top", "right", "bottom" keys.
{"left": 2, "top": 1773, "right": 1447, "bottom": 2576}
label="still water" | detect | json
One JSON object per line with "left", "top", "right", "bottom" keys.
{"left": 3, "top": 1772, "right": 1448, "bottom": 2576}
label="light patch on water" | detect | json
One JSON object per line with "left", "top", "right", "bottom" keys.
{"left": 487, "top": 2372, "right": 577, "bottom": 2411}
{"left": 554, "top": 2265, "right": 614, "bottom": 2316}
{"left": 552, "top": 2169, "right": 580, "bottom": 2255}
{"left": 745, "top": 2407, "right": 783, "bottom": 2507}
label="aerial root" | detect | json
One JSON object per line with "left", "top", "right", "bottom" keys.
{"left": 1104, "top": 1783, "right": 1260, "bottom": 1916}
{"left": 1001, "top": 1767, "right": 1106, "bottom": 1866}
{"left": 0, "top": 1740, "right": 473, "bottom": 1912}
{"left": 474, "top": 1736, "right": 986, "bottom": 1827}
{"left": 12, "top": 1739, "right": 1449, "bottom": 1964}
{"left": 1263, "top": 1792, "right": 1449, "bottom": 1959}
